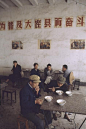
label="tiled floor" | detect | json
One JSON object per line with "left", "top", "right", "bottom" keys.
{"left": 0, "top": 85, "right": 86, "bottom": 129}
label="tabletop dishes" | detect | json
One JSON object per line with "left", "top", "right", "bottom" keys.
{"left": 65, "top": 91, "right": 72, "bottom": 96}
{"left": 56, "top": 99, "right": 66, "bottom": 106}
{"left": 56, "top": 90, "right": 63, "bottom": 95}
{"left": 45, "top": 96, "right": 53, "bottom": 102}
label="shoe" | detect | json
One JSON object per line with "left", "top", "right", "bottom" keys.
{"left": 64, "top": 114, "right": 72, "bottom": 122}
{"left": 53, "top": 113, "right": 57, "bottom": 120}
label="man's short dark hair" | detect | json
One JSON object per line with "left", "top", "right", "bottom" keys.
{"left": 13, "top": 61, "right": 17, "bottom": 63}
{"left": 47, "top": 64, "right": 51, "bottom": 67}
{"left": 34, "top": 63, "right": 38, "bottom": 67}
{"left": 63, "top": 65, "right": 68, "bottom": 69}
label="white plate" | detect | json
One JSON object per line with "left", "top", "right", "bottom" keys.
{"left": 56, "top": 90, "right": 63, "bottom": 95}
{"left": 45, "top": 96, "right": 53, "bottom": 102}
{"left": 56, "top": 99, "right": 66, "bottom": 106}
{"left": 66, "top": 91, "right": 72, "bottom": 96}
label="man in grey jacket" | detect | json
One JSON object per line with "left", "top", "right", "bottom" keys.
{"left": 44, "top": 64, "right": 54, "bottom": 84}
{"left": 62, "top": 64, "right": 70, "bottom": 84}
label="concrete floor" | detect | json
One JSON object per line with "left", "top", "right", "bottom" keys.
{"left": 0, "top": 84, "right": 86, "bottom": 129}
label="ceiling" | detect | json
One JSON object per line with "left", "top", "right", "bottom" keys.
{"left": 0, "top": 0, "right": 66, "bottom": 9}
{"left": 0, "top": 0, "right": 86, "bottom": 10}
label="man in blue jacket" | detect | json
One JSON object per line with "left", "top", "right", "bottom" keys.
{"left": 30, "top": 63, "right": 44, "bottom": 90}
{"left": 6, "top": 61, "right": 21, "bottom": 84}
{"left": 20, "top": 75, "right": 44, "bottom": 129}
{"left": 30, "top": 63, "right": 40, "bottom": 77}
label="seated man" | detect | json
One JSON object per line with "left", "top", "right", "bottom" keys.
{"left": 62, "top": 65, "right": 75, "bottom": 89}
{"left": 44, "top": 64, "right": 54, "bottom": 85}
{"left": 48, "top": 75, "right": 71, "bottom": 122}
{"left": 6, "top": 61, "right": 21, "bottom": 85}
{"left": 30, "top": 63, "right": 44, "bottom": 90}
{"left": 30, "top": 63, "right": 40, "bottom": 77}
{"left": 48, "top": 75, "right": 68, "bottom": 93}
{"left": 62, "top": 64, "right": 70, "bottom": 84}
{"left": 20, "top": 75, "right": 52, "bottom": 129}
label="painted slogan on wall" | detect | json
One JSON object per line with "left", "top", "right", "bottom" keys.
{"left": 0, "top": 16, "right": 85, "bottom": 31}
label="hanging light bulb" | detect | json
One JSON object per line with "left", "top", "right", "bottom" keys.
{"left": 65, "top": 0, "right": 67, "bottom": 2}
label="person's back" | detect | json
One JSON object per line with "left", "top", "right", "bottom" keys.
{"left": 64, "top": 69, "right": 70, "bottom": 78}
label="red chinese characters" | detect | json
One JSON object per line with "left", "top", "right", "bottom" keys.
{"left": 44, "top": 19, "right": 51, "bottom": 28}
{"left": 25, "top": 19, "right": 32, "bottom": 29}
{"left": 76, "top": 16, "right": 85, "bottom": 27}
{"left": 54, "top": 18, "right": 62, "bottom": 28}
{"left": 66, "top": 17, "right": 73, "bottom": 27}
{"left": 35, "top": 19, "right": 41, "bottom": 29}
{"left": 0, "top": 22, "right": 5, "bottom": 31}
{"left": 8, "top": 21, "right": 14, "bottom": 30}
{"left": 1, "top": 16, "right": 86, "bottom": 31}
{"left": 16, "top": 21, "right": 22, "bottom": 30}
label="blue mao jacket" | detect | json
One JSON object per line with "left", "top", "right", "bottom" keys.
{"left": 20, "top": 83, "right": 40, "bottom": 115}
{"left": 30, "top": 68, "right": 40, "bottom": 77}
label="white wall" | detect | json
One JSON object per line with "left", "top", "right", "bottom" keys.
{"left": 0, "top": 0, "right": 86, "bottom": 81}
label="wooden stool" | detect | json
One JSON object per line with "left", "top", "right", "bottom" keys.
{"left": 68, "top": 84, "right": 73, "bottom": 91}
{"left": 17, "top": 114, "right": 29, "bottom": 129}
{"left": 13, "top": 77, "right": 22, "bottom": 88}
{"left": 2, "top": 88, "right": 16, "bottom": 105}
{"left": 73, "top": 79, "right": 80, "bottom": 90}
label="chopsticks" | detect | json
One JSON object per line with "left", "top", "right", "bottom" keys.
{"left": 48, "top": 87, "right": 59, "bottom": 89}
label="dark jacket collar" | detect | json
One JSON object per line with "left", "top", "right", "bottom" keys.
{"left": 27, "top": 83, "right": 35, "bottom": 93}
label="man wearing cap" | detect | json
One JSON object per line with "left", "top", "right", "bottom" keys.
{"left": 20, "top": 75, "right": 44, "bottom": 129}
{"left": 47, "top": 75, "right": 71, "bottom": 122}
{"left": 20, "top": 75, "right": 52, "bottom": 129}
{"left": 48, "top": 75, "right": 68, "bottom": 93}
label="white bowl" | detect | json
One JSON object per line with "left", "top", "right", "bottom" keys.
{"left": 56, "top": 99, "right": 66, "bottom": 106}
{"left": 45, "top": 96, "right": 53, "bottom": 102}
{"left": 56, "top": 90, "right": 63, "bottom": 95}
{"left": 66, "top": 91, "right": 72, "bottom": 96}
